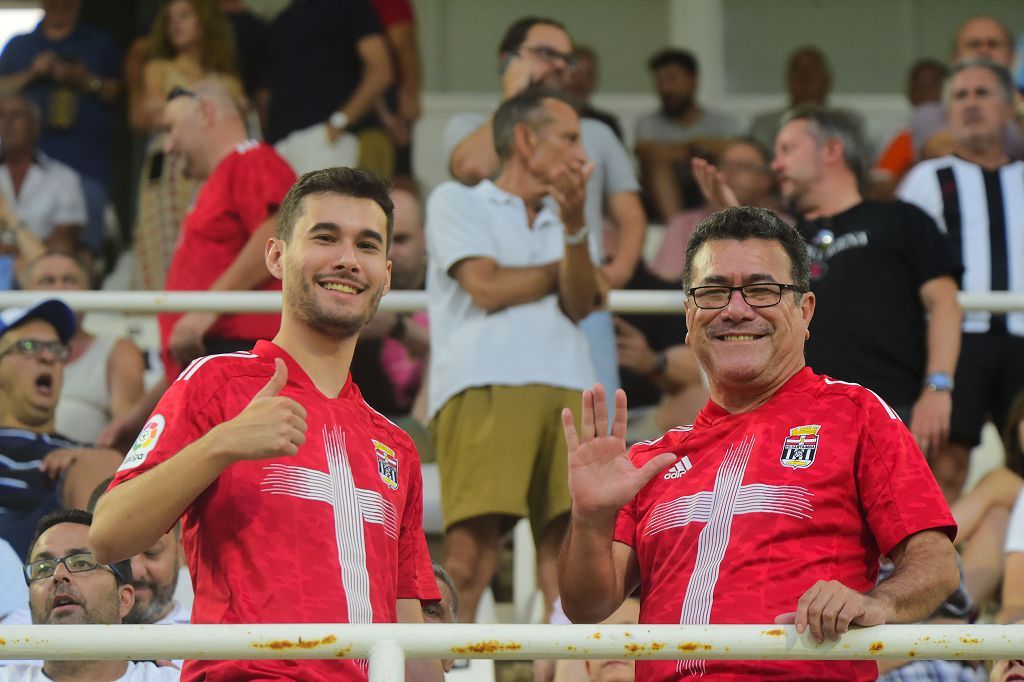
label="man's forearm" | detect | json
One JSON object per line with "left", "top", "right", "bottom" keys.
{"left": 208, "top": 214, "right": 277, "bottom": 292}
{"left": 558, "top": 514, "right": 628, "bottom": 623}
{"left": 559, "top": 240, "right": 600, "bottom": 322}
{"left": 91, "top": 430, "right": 232, "bottom": 562}
{"left": 461, "top": 262, "right": 558, "bottom": 312}
{"left": 338, "top": 39, "right": 393, "bottom": 127}
{"left": 923, "top": 288, "right": 962, "bottom": 376}
{"left": 868, "top": 530, "right": 959, "bottom": 623}
{"left": 449, "top": 121, "right": 498, "bottom": 185}
{"left": 603, "top": 192, "right": 646, "bottom": 288}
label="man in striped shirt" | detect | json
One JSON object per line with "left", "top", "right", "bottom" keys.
{"left": 898, "top": 59, "right": 1024, "bottom": 502}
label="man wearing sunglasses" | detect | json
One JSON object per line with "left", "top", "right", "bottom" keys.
{"left": 0, "top": 299, "right": 123, "bottom": 562}
{"left": 0, "top": 508, "right": 178, "bottom": 681}
{"left": 559, "top": 207, "right": 959, "bottom": 681}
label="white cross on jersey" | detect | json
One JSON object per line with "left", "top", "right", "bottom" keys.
{"left": 260, "top": 426, "right": 399, "bottom": 624}
{"left": 645, "top": 436, "right": 814, "bottom": 676}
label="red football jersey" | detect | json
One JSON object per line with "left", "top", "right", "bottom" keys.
{"left": 160, "top": 140, "right": 296, "bottom": 381}
{"left": 614, "top": 367, "right": 956, "bottom": 681}
{"left": 111, "top": 341, "right": 440, "bottom": 681}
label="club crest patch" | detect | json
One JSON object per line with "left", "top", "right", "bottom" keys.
{"left": 374, "top": 440, "right": 399, "bottom": 490}
{"left": 780, "top": 424, "right": 820, "bottom": 470}
{"left": 119, "top": 414, "right": 166, "bottom": 471}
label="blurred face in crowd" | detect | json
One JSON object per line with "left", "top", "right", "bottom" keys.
{"left": 163, "top": 94, "right": 210, "bottom": 179}
{"left": 0, "top": 319, "right": 67, "bottom": 429}
{"left": 508, "top": 23, "right": 574, "bottom": 91}
{"left": 268, "top": 194, "right": 392, "bottom": 339}
{"left": 41, "top": 0, "right": 81, "bottom": 29}
{"left": 684, "top": 238, "right": 813, "bottom": 396}
{"left": 955, "top": 17, "right": 1014, "bottom": 68}
{"left": 387, "top": 189, "right": 426, "bottom": 291}
{"left": 787, "top": 49, "right": 830, "bottom": 106}
{"left": 584, "top": 598, "right": 640, "bottom": 682}
{"left": 908, "top": 63, "right": 947, "bottom": 106}
{"left": 772, "top": 119, "right": 827, "bottom": 214}
{"left": 523, "top": 98, "right": 589, "bottom": 188}
{"left": 947, "top": 66, "right": 1013, "bottom": 153}
{"left": 28, "top": 522, "right": 132, "bottom": 626}
{"left": 568, "top": 50, "right": 597, "bottom": 102}
{"left": 166, "top": 0, "right": 202, "bottom": 52}
{"left": 654, "top": 63, "right": 697, "bottom": 117}
{"left": 126, "top": 528, "right": 180, "bottom": 624}
{"left": 719, "top": 142, "right": 774, "bottom": 206}
{"left": 0, "top": 96, "right": 39, "bottom": 155}
{"left": 25, "top": 254, "right": 89, "bottom": 292}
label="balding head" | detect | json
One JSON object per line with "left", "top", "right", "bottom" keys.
{"left": 162, "top": 78, "right": 247, "bottom": 179}
{"left": 954, "top": 16, "right": 1015, "bottom": 69}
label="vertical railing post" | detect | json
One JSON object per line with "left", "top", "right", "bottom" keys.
{"left": 368, "top": 638, "right": 406, "bottom": 682}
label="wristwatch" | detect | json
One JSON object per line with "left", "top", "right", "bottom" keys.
{"left": 924, "top": 372, "right": 954, "bottom": 392}
{"left": 328, "top": 111, "right": 349, "bottom": 131}
{"left": 564, "top": 224, "right": 590, "bottom": 246}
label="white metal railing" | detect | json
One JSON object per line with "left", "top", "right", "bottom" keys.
{"left": 0, "top": 290, "right": 1019, "bottom": 314}
{"left": 0, "top": 624, "right": 1021, "bottom": 681}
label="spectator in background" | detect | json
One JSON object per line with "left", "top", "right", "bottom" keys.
{"left": 0, "top": 94, "right": 88, "bottom": 254}
{"left": 0, "top": 0, "right": 120, "bottom": 249}
{"left": 634, "top": 48, "right": 738, "bottom": 222}
{"left": 566, "top": 45, "right": 623, "bottom": 141}
{"left": 652, "top": 137, "right": 784, "bottom": 283}
{"left": 129, "top": 0, "right": 244, "bottom": 291}
{"left": 372, "top": 0, "right": 422, "bottom": 185}
{"left": 898, "top": 60, "right": 1024, "bottom": 502}
{"left": 0, "top": 539, "right": 29, "bottom": 624}
{"left": 0, "top": 300, "right": 124, "bottom": 561}
{"left": 0, "top": 509, "right": 179, "bottom": 682}
{"left": 552, "top": 597, "right": 640, "bottom": 682}
{"left": 748, "top": 46, "right": 832, "bottom": 153}
{"left": 217, "top": 0, "right": 270, "bottom": 107}
{"left": 422, "top": 563, "right": 458, "bottom": 673}
{"left": 267, "top": 0, "right": 393, "bottom": 177}
{"left": 21, "top": 252, "right": 145, "bottom": 446}
{"left": 868, "top": 59, "right": 949, "bottom": 200}
{"left": 0, "top": 179, "right": 47, "bottom": 294}
{"left": 428, "top": 89, "right": 600, "bottom": 624}
{"left": 444, "top": 16, "right": 647, "bottom": 415}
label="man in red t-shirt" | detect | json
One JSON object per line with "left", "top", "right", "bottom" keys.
{"left": 90, "top": 167, "right": 442, "bottom": 682}
{"left": 558, "top": 206, "right": 960, "bottom": 681}
{"left": 160, "top": 79, "right": 297, "bottom": 382}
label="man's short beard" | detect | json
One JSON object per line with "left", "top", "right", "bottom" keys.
{"left": 125, "top": 571, "right": 179, "bottom": 624}
{"left": 291, "top": 278, "right": 386, "bottom": 339}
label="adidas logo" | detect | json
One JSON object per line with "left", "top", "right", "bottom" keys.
{"left": 663, "top": 455, "right": 693, "bottom": 479}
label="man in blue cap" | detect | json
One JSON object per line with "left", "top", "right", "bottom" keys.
{"left": 0, "top": 298, "right": 122, "bottom": 560}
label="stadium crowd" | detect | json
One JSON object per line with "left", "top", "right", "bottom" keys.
{"left": 1, "top": 1, "right": 1024, "bottom": 681}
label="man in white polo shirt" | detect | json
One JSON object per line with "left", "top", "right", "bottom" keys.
{"left": 426, "top": 87, "right": 600, "bottom": 625}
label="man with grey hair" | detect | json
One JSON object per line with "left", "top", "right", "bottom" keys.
{"left": 0, "top": 93, "right": 87, "bottom": 256}
{"left": 695, "top": 105, "right": 963, "bottom": 482}
{"left": 426, "top": 87, "right": 600, "bottom": 625}
{"left": 898, "top": 59, "right": 1024, "bottom": 502}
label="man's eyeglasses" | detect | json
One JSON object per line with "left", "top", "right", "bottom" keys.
{"left": 166, "top": 85, "right": 199, "bottom": 102}
{"left": 24, "top": 552, "right": 126, "bottom": 583}
{"left": 687, "top": 283, "right": 806, "bottom": 310}
{"left": 519, "top": 45, "right": 578, "bottom": 71}
{"left": 0, "top": 339, "right": 70, "bottom": 362}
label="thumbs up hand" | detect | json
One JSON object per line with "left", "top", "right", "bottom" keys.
{"left": 209, "top": 358, "right": 309, "bottom": 463}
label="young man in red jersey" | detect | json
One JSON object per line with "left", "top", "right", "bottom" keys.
{"left": 559, "top": 206, "right": 960, "bottom": 681}
{"left": 91, "top": 167, "right": 442, "bottom": 682}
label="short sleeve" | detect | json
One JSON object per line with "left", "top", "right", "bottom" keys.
{"left": 854, "top": 392, "right": 956, "bottom": 555}
{"left": 425, "top": 183, "right": 501, "bottom": 274}
{"left": 1006, "top": 488, "right": 1024, "bottom": 553}
{"left": 441, "top": 113, "right": 488, "bottom": 174}
{"left": 232, "top": 149, "right": 297, "bottom": 235}
{"left": 344, "top": 0, "right": 383, "bottom": 42}
{"left": 634, "top": 114, "right": 656, "bottom": 142}
{"left": 371, "top": 0, "right": 414, "bottom": 28}
{"left": 875, "top": 130, "right": 914, "bottom": 176}
{"left": 396, "top": 445, "right": 441, "bottom": 601}
{"left": 586, "top": 120, "right": 639, "bottom": 196}
{"left": 108, "top": 368, "right": 224, "bottom": 488}
{"left": 0, "top": 34, "right": 32, "bottom": 75}
{"left": 892, "top": 201, "right": 962, "bottom": 287}
{"left": 612, "top": 498, "right": 638, "bottom": 549}
{"left": 896, "top": 163, "right": 945, "bottom": 227}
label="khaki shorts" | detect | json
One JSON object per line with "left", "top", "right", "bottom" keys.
{"left": 431, "top": 384, "right": 580, "bottom": 540}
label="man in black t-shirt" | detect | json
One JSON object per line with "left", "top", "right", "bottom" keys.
{"left": 694, "top": 105, "right": 963, "bottom": 476}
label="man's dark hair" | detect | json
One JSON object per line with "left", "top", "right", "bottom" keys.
{"left": 910, "top": 57, "right": 949, "bottom": 83}
{"left": 682, "top": 206, "right": 810, "bottom": 293}
{"left": 28, "top": 508, "right": 132, "bottom": 585}
{"left": 492, "top": 87, "right": 578, "bottom": 160}
{"left": 648, "top": 48, "right": 699, "bottom": 77}
{"left": 781, "top": 105, "right": 866, "bottom": 184}
{"left": 944, "top": 58, "right": 1015, "bottom": 106}
{"left": 275, "top": 168, "right": 394, "bottom": 249}
{"left": 497, "top": 16, "right": 568, "bottom": 57}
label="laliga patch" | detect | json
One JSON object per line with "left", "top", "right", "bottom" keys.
{"left": 780, "top": 424, "right": 820, "bottom": 470}
{"left": 374, "top": 439, "right": 399, "bottom": 490}
{"left": 119, "top": 415, "right": 166, "bottom": 471}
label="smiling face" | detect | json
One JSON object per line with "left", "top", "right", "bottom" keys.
{"left": 28, "top": 522, "right": 132, "bottom": 626}
{"left": 268, "top": 193, "right": 392, "bottom": 340}
{"left": 126, "top": 529, "right": 180, "bottom": 624}
{"left": 0, "top": 319, "right": 67, "bottom": 429}
{"left": 684, "top": 238, "right": 813, "bottom": 398}
{"left": 947, "top": 65, "right": 1013, "bottom": 153}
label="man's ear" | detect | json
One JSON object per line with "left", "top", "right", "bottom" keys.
{"left": 266, "top": 238, "right": 284, "bottom": 281}
{"left": 513, "top": 121, "right": 536, "bottom": 159}
{"left": 118, "top": 583, "right": 135, "bottom": 621}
